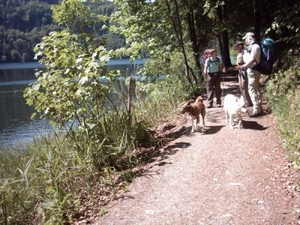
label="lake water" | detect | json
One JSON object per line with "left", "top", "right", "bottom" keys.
{"left": 0, "top": 59, "right": 146, "bottom": 148}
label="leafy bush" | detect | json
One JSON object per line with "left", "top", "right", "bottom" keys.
{"left": 1, "top": 72, "right": 190, "bottom": 224}
{"left": 266, "top": 54, "right": 300, "bottom": 165}
{"left": 1, "top": 0, "right": 204, "bottom": 223}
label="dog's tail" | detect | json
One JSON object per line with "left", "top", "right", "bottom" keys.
{"left": 182, "top": 99, "right": 194, "bottom": 106}
{"left": 195, "top": 96, "right": 203, "bottom": 103}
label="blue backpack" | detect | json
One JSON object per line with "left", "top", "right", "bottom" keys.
{"left": 260, "top": 38, "right": 276, "bottom": 75}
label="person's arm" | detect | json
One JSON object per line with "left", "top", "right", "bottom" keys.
{"left": 236, "top": 58, "right": 255, "bottom": 70}
{"left": 236, "top": 45, "right": 259, "bottom": 70}
{"left": 204, "top": 58, "right": 209, "bottom": 74}
{"left": 236, "top": 52, "right": 244, "bottom": 65}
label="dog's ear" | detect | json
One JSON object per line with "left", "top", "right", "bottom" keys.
{"left": 180, "top": 108, "right": 185, "bottom": 114}
{"left": 181, "top": 104, "right": 192, "bottom": 113}
{"left": 180, "top": 104, "right": 189, "bottom": 113}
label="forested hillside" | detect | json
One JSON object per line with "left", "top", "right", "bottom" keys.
{"left": 0, "top": 0, "right": 124, "bottom": 63}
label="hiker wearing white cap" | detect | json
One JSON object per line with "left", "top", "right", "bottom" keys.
{"left": 236, "top": 32, "right": 262, "bottom": 117}
{"left": 235, "top": 41, "right": 252, "bottom": 107}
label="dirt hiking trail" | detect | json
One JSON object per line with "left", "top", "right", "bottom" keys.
{"left": 94, "top": 75, "right": 300, "bottom": 225}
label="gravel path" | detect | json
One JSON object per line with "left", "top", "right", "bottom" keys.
{"left": 94, "top": 76, "right": 300, "bottom": 225}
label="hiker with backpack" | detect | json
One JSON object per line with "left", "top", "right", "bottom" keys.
{"left": 204, "top": 49, "right": 223, "bottom": 108}
{"left": 235, "top": 41, "right": 252, "bottom": 107}
{"left": 236, "top": 32, "right": 262, "bottom": 117}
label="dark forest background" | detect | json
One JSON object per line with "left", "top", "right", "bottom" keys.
{"left": 0, "top": 0, "right": 124, "bottom": 63}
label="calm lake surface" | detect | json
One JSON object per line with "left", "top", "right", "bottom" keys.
{"left": 0, "top": 59, "right": 146, "bottom": 148}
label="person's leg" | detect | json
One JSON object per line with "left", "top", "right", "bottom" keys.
{"left": 215, "top": 74, "right": 222, "bottom": 106}
{"left": 253, "top": 70, "right": 262, "bottom": 112}
{"left": 248, "top": 70, "right": 261, "bottom": 116}
{"left": 206, "top": 75, "right": 214, "bottom": 107}
{"left": 238, "top": 72, "right": 244, "bottom": 95}
{"left": 244, "top": 77, "right": 253, "bottom": 106}
{"left": 242, "top": 71, "right": 252, "bottom": 106}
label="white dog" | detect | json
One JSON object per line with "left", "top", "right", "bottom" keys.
{"left": 224, "top": 94, "right": 247, "bottom": 129}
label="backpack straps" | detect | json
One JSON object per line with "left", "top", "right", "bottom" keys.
{"left": 208, "top": 56, "right": 219, "bottom": 64}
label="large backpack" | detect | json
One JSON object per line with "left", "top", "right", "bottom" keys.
{"left": 259, "top": 38, "right": 277, "bottom": 75}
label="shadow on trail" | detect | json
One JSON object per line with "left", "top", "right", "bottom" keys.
{"left": 242, "top": 120, "right": 268, "bottom": 130}
{"left": 158, "top": 142, "right": 190, "bottom": 162}
{"left": 140, "top": 142, "right": 191, "bottom": 177}
{"left": 202, "top": 125, "right": 225, "bottom": 134}
{"left": 206, "top": 109, "right": 224, "bottom": 123}
{"left": 164, "top": 141, "right": 191, "bottom": 152}
{"left": 136, "top": 126, "right": 188, "bottom": 169}
{"left": 165, "top": 126, "right": 187, "bottom": 139}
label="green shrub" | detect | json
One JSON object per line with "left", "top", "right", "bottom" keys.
{"left": 266, "top": 55, "right": 300, "bottom": 165}
{"left": 1, "top": 68, "right": 193, "bottom": 224}
{"left": 2, "top": 0, "right": 205, "bottom": 222}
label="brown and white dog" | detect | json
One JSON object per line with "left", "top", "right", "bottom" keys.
{"left": 181, "top": 96, "right": 206, "bottom": 133}
{"left": 224, "top": 94, "right": 247, "bottom": 129}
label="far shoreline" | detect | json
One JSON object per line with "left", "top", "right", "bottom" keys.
{"left": 0, "top": 59, "right": 147, "bottom": 70}
{"left": 0, "top": 62, "right": 45, "bottom": 70}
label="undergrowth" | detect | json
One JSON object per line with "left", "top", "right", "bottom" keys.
{"left": 0, "top": 74, "right": 198, "bottom": 224}
{"left": 266, "top": 54, "right": 300, "bottom": 167}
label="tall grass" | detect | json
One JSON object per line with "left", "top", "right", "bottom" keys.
{"left": 0, "top": 74, "right": 194, "bottom": 224}
{"left": 265, "top": 57, "right": 300, "bottom": 165}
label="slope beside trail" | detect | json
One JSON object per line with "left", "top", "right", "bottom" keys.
{"left": 94, "top": 75, "right": 300, "bottom": 225}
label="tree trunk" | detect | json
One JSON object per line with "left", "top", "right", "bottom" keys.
{"left": 217, "top": 3, "right": 232, "bottom": 69}
{"left": 219, "top": 30, "right": 232, "bottom": 69}
{"left": 165, "top": 0, "right": 196, "bottom": 87}
{"left": 186, "top": 7, "right": 204, "bottom": 83}
{"left": 254, "top": 0, "right": 261, "bottom": 42}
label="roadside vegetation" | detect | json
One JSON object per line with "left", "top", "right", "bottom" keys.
{"left": 0, "top": 73, "right": 189, "bottom": 224}
{"left": 265, "top": 52, "right": 300, "bottom": 165}
{"left": 1, "top": 0, "right": 300, "bottom": 224}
